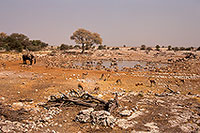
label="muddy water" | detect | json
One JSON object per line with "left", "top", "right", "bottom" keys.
{"left": 102, "top": 61, "right": 146, "bottom": 68}
{"left": 73, "top": 60, "right": 167, "bottom": 69}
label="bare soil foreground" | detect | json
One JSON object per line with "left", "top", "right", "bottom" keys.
{"left": 0, "top": 49, "right": 200, "bottom": 133}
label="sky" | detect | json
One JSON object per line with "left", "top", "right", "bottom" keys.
{"left": 0, "top": 0, "right": 200, "bottom": 47}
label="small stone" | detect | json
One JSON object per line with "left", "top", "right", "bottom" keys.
{"left": 1, "top": 126, "right": 11, "bottom": 132}
{"left": 120, "top": 110, "right": 132, "bottom": 116}
{"left": 52, "top": 130, "right": 56, "bottom": 133}
{"left": 97, "top": 94, "right": 103, "bottom": 98}
{"left": 12, "top": 102, "right": 24, "bottom": 109}
{"left": 0, "top": 97, "right": 5, "bottom": 100}
{"left": 116, "top": 119, "right": 136, "bottom": 129}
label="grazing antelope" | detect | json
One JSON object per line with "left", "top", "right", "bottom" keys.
{"left": 150, "top": 80, "right": 156, "bottom": 87}
{"left": 99, "top": 74, "right": 104, "bottom": 80}
{"left": 105, "top": 74, "right": 111, "bottom": 81}
{"left": 148, "top": 77, "right": 156, "bottom": 87}
{"left": 1, "top": 62, "right": 6, "bottom": 69}
{"left": 116, "top": 79, "right": 122, "bottom": 85}
{"left": 135, "top": 82, "right": 143, "bottom": 86}
{"left": 100, "top": 73, "right": 111, "bottom": 81}
{"left": 92, "top": 86, "right": 100, "bottom": 94}
{"left": 180, "top": 79, "right": 185, "bottom": 83}
{"left": 82, "top": 72, "right": 88, "bottom": 79}
{"left": 78, "top": 83, "right": 84, "bottom": 90}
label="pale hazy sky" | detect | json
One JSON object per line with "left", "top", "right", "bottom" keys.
{"left": 0, "top": 0, "right": 200, "bottom": 47}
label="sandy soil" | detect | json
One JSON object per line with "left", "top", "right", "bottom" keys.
{"left": 0, "top": 49, "right": 200, "bottom": 132}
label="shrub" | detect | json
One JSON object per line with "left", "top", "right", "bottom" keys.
{"left": 179, "top": 47, "right": 185, "bottom": 51}
{"left": 172, "top": 47, "right": 179, "bottom": 52}
{"left": 168, "top": 45, "right": 172, "bottom": 51}
{"left": 140, "top": 45, "right": 146, "bottom": 50}
{"left": 146, "top": 47, "right": 152, "bottom": 51}
{"left": 111, "top": 47, "right": 120, "bottom": 50}
{"left": 128, "top": 47, "right": 137, "bottom": 51}
{"left": 60, "top": 44, "right": 73, "bottom": 50}
{"left": 98, "top": 45, "right": 106, "bottom": 50}
{"left": 27, "top": 45, "right": 42, "bottom": 51}
{"left": 155, "top": 45, "right": 160, "bottom": 51}
{"left": 74, "top": 45, "right": 81, "bottom": 49}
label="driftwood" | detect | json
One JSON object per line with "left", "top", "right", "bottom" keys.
{"left": 167, "top": 87, "right": 175, "bottom": 93}
{"left": 106, "top": 93, "right": 119, "bottom": 112}
{"left": 46, "top": 90, "right": 119, "bottom": 113}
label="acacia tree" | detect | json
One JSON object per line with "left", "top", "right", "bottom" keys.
{"left": 140, "top": 45, "right": 146, "bottom": 50}
{"left": 168, "top": 45, "right": 172, "bottom": 51}
{"left": 70, "top": 28, "right": 102, "bottom": 53}
{"left": 155, "top": 45, "right": 160, "bottom": 51}
{"left": 5, "top": 33, "right": 30, "bottom": 52}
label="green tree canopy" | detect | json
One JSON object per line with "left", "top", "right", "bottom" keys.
{"left": 0, "top": 32, "right": 48, "bottom": 52}
{"left": 140, "top": 45, "right": 146, "bottom": 50}
{"left": 155, "top": 45, "right": 160, "bottom": 51}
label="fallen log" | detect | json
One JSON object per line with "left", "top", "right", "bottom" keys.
{"left": 167, "top": 87, "right": 174, "bottom": 93}
{"left": 106, "top": 93, "right": 119, "bottom": 112}
{"left": 81, "top": 93, "right": 107, "bottom": 104}
{"left": 64, "top": 98, "right": 97, "bottom": 107}
{"left": 46, "top": 90, "right": 119, "bottom": 113}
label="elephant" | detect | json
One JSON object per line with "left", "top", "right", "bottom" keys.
{"left": 22, "top": 54, "right": 36, "bottom": 65}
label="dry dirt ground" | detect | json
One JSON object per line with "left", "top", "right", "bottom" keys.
{"left": 0, "top": 50, "right": 200, "bottom": 133}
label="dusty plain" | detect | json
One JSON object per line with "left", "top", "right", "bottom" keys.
{"left": 0, "top": 48, "right": 200, "bottom": 132}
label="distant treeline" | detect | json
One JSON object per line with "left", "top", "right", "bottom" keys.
{"left": 167, "top": 46, "right": 200, "bottom": 51}
{"left": 139, "top": 45, "right": 200, "bottom": 51}
{"left": 0, "top": 32, "right": 48, "bottom": 52}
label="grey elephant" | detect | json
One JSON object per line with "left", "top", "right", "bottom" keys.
{"left": 22, "top": 54, "right": 36, "bottom": 65}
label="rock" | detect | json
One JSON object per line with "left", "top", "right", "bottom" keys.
{"left": 12, "top": 102, "right": 24, "bottom": 109}
{"left": 127, "top": 111, "right": 143, "bottom": 120}
{"left": 180, "top": 123, "right": 199, "bottom": 133}
{"left": 0, "top": 96, "right": 5, "bottom": 101}
{"left": 1, "top": 126, "right": 11, "bottom": 133}
{"left": 76, "top": 109, "right": 116, "bottom": 128}
{"left": 97, "top": 94, "right": 103, "bottom": 98}
{"left": 76, "top": 108, "right": 94, "bottom": 123}
{"left": 91, "top": 110, "right": 115, "bottom": 127}
{"left": 106, "top": 115, "right": 116, "bottom": 128}
{"left": 116, "top": 119, "right": 136, "bottom": 129}
{"left": 120, "top": 110, "right": 132, "bottom": 116}
{"left": 144, "top": 122, "right": 159, "bottom": 133}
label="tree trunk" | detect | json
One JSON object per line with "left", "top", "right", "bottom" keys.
{"left": 81, "top": 43, "right": 85, "bottom": 54}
